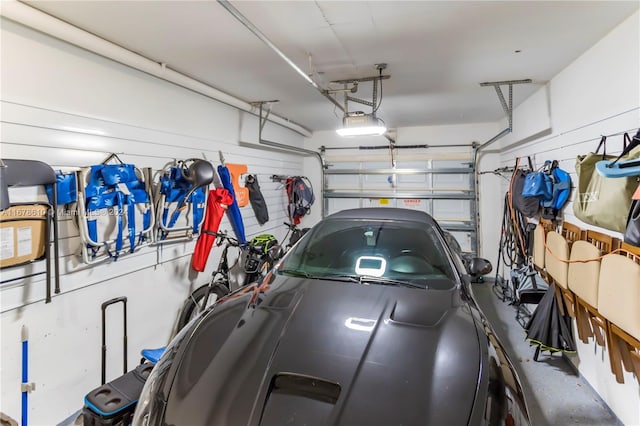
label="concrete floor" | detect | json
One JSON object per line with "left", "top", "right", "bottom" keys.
{"left": 472, "top": 280, "right": 623, "bottom": 426}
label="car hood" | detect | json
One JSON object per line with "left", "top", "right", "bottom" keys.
{"left": 163, "top": 277, "right": 481, "bottom": 426}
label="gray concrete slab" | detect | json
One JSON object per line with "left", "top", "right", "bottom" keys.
{"left": 472, "top": 281, "right": 623, "bottom": 426}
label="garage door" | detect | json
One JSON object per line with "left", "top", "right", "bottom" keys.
{"left": 322, "top": 144, "right": 478, "bottom": 255}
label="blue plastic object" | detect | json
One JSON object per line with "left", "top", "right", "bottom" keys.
{"left": 21, "top": 326, "right": 28, "bottom": 426}
{"left": 596, "top": 158, "right": 640, "bottom": 178}
{"left": 141, "top": 347, "right": 166, "bottom": 364}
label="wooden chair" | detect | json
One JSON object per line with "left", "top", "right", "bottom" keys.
{"left": 597, "top": 242, "right": 640, "bottom": 384}
{"left": 561, "top": 222, "right": 584, "bottom": 247}
{"left": 567, "top": 240, "right": 604, "bottom": 346}
{"left": 545, "top": 231, "right": 574, "bottom": 317}
{"left": 586, "top": 229, "right": 620, "bottom": 253}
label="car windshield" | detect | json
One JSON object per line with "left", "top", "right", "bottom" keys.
{"left": 278, "top": 218, "right": 457, "bottom": 290}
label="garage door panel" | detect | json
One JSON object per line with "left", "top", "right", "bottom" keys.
{"left": 328, "top": 198, "right": 361, "bottom": 213}
{"left": 433, "top": 173, "right": 471, "bottom": 189}
{"left": 397, "top": 173, "right": 428, "bottom": 185}
{"left": 446, "top": 231, "right": 473, "bottom": 253}
{"left": 363, "top": 174, "right": 391, "bottom": 188}
{"left": 433, "top": 199, "right": 471, "bottom": 220}
{"left": 397, "top": 199, "right": 428, "bottom": 212}
{"left": 327, "top": 174, "right": 356, "bottom": 189}
{"left": 323, "top": 146, "right": 478, "bottom": 254}
{"left": 366, "top": 198, "right": 398, "bottom": 208}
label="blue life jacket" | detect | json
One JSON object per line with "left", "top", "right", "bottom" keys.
{"left": 84, "top": 164, "right": 151, "bottom": 259}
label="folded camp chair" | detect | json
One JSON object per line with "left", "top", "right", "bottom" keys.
{"left": 545, "top": 231, "right": 574, "bottom": 318}
{"left": 0, "top": 159, "right": 60, "bottom": 302}
{"left": 76, "top": 158, "right": 155, "bottom": 264}
{"left": 567, "top": 240, "right": 604, "bottom": 346}
{"left": 532, "top": 224, "right": 547, "bottom": 280}
{"left": 597, "top": 242, "right": 640, "bottom": 384}
{"left": 153, "top": 159, "right": 213, "bottom": 243}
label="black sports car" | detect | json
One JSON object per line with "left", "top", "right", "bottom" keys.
{"left": 133, "top": 208, "right": 530, "bottom": 426}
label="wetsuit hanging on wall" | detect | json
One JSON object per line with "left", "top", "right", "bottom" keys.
{"left": 246, "top": 174, "right": 269, "bottom": 225}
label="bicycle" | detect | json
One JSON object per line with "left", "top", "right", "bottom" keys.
{"left": 176, "top": 230, "right": 279, "bottom": 329}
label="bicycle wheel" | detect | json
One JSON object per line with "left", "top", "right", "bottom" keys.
{"left": 177, "top": 282, "right": 230, "bottom": 330}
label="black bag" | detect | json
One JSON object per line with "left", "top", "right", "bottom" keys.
{"left": 511, "top": 157, "right": 540, "bottom": 218}
{"left": 246, "top": 174, "right": 269, "bottom": 225}
{"left": 625, "top": 198, "right": 640, "bottom": 247}
{"left": 83, "top": 362, "right": 154, "bottom": 425}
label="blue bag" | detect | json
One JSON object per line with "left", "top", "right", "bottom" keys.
{"left": 522, "top": 164, "right": 553, "bottom": 202}
{"left": 46, "top": 171, "right": 77, "bottom": 205}
{"left": 541, "top": 161, "right": 572, "bottom": 219}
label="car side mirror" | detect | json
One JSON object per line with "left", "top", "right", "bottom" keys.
{"left": 468, "top": 258, "right": 492, "bottom": 276}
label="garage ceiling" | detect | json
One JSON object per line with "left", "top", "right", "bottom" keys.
{"left": 23, "top": 1, "right": 638, "bottom": 133}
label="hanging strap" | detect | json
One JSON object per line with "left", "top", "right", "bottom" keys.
{"left": 607, "top": 132, "right": 640, "bottom": 168}
{"left": 595, "top": 135, "right": 607, "bottom": 158}
{"left": 164, "top": 187, "right": 205, "bottom": 234}
{"left": 190, "top": 187, "right": 205, "bottom": 234}
{"left": 126, "top": 193, "right": 136, "bottom": 253}
{"left": 525, "top": 156, "right": 534, "bottom": 171}
{"left": 113, "top": 191, "right": 125, "bottom": 260}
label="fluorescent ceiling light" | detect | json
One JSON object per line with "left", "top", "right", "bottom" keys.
{"left": 336, "top": 113, "right": 387, "bottom": 137}
{"left": 336, "top": 125, "right": 387, "bottom": 137}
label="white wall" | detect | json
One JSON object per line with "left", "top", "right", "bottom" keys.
{"left": 495, "top": 11, "right": 640, "bottom": 425}
{"left": 0, "top": 17, "right": 308, "bottom": 424}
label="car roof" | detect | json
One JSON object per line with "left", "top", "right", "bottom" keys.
{"left": 326, "top": 208, "right": 437, "bottom": 226}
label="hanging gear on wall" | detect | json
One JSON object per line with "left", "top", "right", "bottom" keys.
{"left": 541, "top": 160, "right": 572, "bottom": 220}
{"left": 191, "top": 188, "right": 234, "bottom": 272}
{"left": 1, "top": 159, "right": 61, "bottom": 302}
{"left": 155, "top": 159, "right": 213, "bottom": 242}
{"left": 286, "top": 176, "right": 315, "bottom": 225}
{"left": 217, "top": 152, "right": 246, "bottom": 245}
{"left": 45, "top": 171, "right": 77, "bottom": 208}
{"left": 246, "top": 174, "right": 269, "bottom": 225}
{"left": 511, "top": 157, "right": 539, "bottom": 219}
{"left": 76, "top": 154, "right": 154, "bottom": 264}
{"left": 494, "top": 157, "right": 537, "bottom": 302}
{"left": 522, "top": 160, "right": 572, "bottom": 220}
{"left": 574, "top": 133, "right": 640, "bottom": 233}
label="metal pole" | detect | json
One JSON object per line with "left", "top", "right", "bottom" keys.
{"left": 218, "top": 0, "right": 344, "bottom": 113}
{"left": 22, "top": 326, "right": 28, "bottom": 426}
{"left": 52, "top": 184, "right": 60, "bottom": 295}
{"left": 322, "top": 143, "right": 474, "bottom": 150}
{"left": 477, "top": 128, "right": 512, "bottom": 152}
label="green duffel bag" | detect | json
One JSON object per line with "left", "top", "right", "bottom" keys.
{"left": 574, "top": 134, "right": 640, "bottom": 233}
